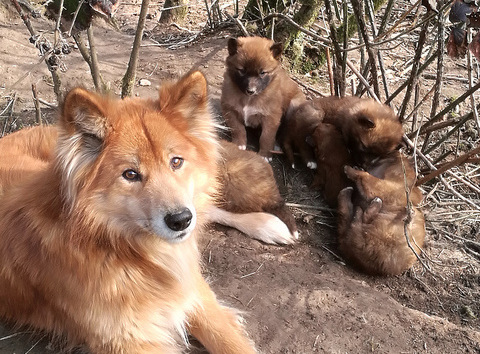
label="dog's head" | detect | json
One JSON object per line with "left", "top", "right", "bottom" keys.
{"left": 56, "top": 71, "right": 218, "bottom": 244}
{"left": 342, "top": 99, "right": 403, "bottom": 167}
{"left": 225, "top": 36, "right": 283, "bottom": 96}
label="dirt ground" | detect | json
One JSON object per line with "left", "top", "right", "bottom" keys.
{"left": 0, "top": 1, "right": 480, "bottom": 353}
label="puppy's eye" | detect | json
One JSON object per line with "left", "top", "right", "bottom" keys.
{"left": 259, "top": 70, "right": 267, "bottom": 77}
{"left": 123, "top": 169, "right": 141, "bottom": 182}
{"left": 237, "top": 68, "right": 246, "bottom": 75}
{"left": 170, "top": 157, "right": 184, "bottom": 170}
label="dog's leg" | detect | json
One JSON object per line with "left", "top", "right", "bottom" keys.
{"left": 224, "top": 111, "right": 247, "bottom": 150}
{"left": 207, "top": 206, "right": 295, "bottom": 244}
{"left": 298, "top": 140, "right": 316, "bottom": 169}
{"left": 282, "top": 136, "right": 296, "bottom": 169}
{"left": 344, "top": 166, "right": 406, "bottom": 204}
{"left": 188, "top": 275, "right": 256, "bottom": 354}
{"left": 258, "top": 119, "right": 279, "bottom": 161}
{"left": 337, "top": 187, "right": 354, "bottom": 236}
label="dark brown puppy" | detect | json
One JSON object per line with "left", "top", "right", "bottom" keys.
{"left": 313, "top": 96, "right": 404, "bottom": 167}
{"left": 337, "top": 151, "right": 425, "bottom": 276}
{"left": 221, "top": 36, "right": 305, "bottom": 160}
{"left": 279, "top": 99, "right": 324, "bottom": 169}
{"left": 213, "top": 140, "right": 298, "bottom": 244}
{"left": 308, "top": 123, "right": 352, "bottom": 207}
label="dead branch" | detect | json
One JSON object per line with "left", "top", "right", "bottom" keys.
{"left": 122, "top": 0, "right": 151, "bottom": 98}
{"left": 416, "top": 145, "right": 480, "bottom": 185}
{"left": 424, "top": 112, "right": 474, "bottom": 154}
{"left": 385, "top": 50, "right": 438, "bottom": 105}
{"left": 346, "top": 59, "right": 380, "bottom": 102}
{"left": 398, "top": 20, "right": 429, "bottom": 122}
{"left": 263, "top": 13, "right": 330, "bottom": 46}
{"left": 31, "top": 84, "right": 41, "bottom": 125}
{"left": 10, "top": 0, "right": 62, "bottom": 101}
{"left": 351, "top": 0, "right": 380, "bottom": 99}
{"left": 326, "top": 47, "right": 335, "bottom": 96}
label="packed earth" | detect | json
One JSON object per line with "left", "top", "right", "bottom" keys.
{"left": 0, "top": 0, "right": 479, "bottom": 353}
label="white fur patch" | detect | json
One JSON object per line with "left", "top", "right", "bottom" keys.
{"left": 207, "top": 207, "right": 295, "bottom": 245}
{"left": 307, "top": 161, "right": 317, "bottom": 169}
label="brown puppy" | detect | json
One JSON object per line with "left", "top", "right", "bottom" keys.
{"left": 279, "top": 99, "right": 324, "bottom": 169}
{"left": 221, "top": 36, "right": 305, "bottom": 160}
{"left": 313, "top": 96, "right": 404, "bottom": 167}
{"left": 337, "top": 151, "right": 425, "bottom": 276}
{"left": 210, "top": 140, "right": 298, "bottom": 244}
{"left": 308, "top": 123, "right": 352, "bottom": 207}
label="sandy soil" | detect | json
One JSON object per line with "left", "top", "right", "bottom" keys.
{"left": 0, "top": 1, "right": 479, "bottom": 353}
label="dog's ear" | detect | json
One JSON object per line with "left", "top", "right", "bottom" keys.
{"left": 57, "top": 88, "right": 109, "bottom": 207}
{"left": 158, "top": 70, "right": 208, "bottom": 117}
{"left": 270, "top": 42, "right": 283, "bottom": 60}
{"left": 227, "top": 37, "right": 239, "bottom": 56}
{"left": 158, "top": 71, "right": 215, "bottom": 143}
{"left": 357, "top": 114, "right": 376, "bottom": 130}
{"left": 61, "top": 88, "right": 108, "bottom": 149}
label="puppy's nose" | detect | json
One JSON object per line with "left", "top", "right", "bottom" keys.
{"left": 164, "top": 208, "right": 193, "bottom": 231}
{"left": 246, "top": 88, "right": 256, "bottom": 95}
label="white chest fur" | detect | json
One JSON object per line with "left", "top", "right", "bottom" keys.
{"left": 242, "top": 105, "right": 261, "bottom": 127}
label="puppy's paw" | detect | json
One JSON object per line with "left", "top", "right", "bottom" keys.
{"left": 238, "top": 145, "right": 246, "bottom": 150}
{"left": 262, "top": 156, "right": 272, "bottom": 163}
{"left": 338, "top": 186, "right": 354, "bottom": 199}
{"left": 344, "top": 165, "right": 360, "bottom": 179}
{"left": 307, "top": 161, "right": 317, "bottom": 169}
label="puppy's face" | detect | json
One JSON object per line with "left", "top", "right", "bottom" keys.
{"left": 344, "top": 100, "right": 403, "bottom": 167}
{"left": 225, "top": 37, "right": 282, "bottom": 96}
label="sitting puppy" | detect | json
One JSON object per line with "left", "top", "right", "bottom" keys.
{"left": 279, "top": 99, "right": 324, "bottom": 169}
{"left": 308, "top": 123, "right": 352, "bottom": 207}
{"left": 221, "top": 36, "right": 305, "bottom": 161}
{"left": 211, "top": 140, "right": 298, "bottom": 244}
{"left": 312, "top": 96, "right": 404, "bottom": 167}
{"left": 337, "top": 151, "right": 425, "bottom": 276}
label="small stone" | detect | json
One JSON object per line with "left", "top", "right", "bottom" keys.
{"left": 138, "top": 79, "right": 151, "bottom": 87}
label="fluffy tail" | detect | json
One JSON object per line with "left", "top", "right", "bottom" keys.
{"left": 207, "top": 206, "right": 297, "bottom": 245}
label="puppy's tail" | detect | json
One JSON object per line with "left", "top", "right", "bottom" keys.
{"left": 207, "top": 206, "right": 297, "bottom": 245}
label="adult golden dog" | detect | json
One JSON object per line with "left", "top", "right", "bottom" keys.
{"left": 0, "top": 71, "right": 256, "bottom": 353}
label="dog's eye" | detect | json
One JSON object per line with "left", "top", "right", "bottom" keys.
{"left": 259, "top": 70, "right": 267, "bottom": 77}
{"left": 237, "top": 68, "right": 246, "bottom": 75}
{"left": 170, "top": 157, "right": 184, "bottom": 170}
{"left": 123, "top": 169, "right": 141, "bottom": 182}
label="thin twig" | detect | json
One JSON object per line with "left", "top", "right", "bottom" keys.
{"left": 346, "top": 59, "right": 380, "bottom": 102}
{"left": 31, "top": 83, "right": 42, "bottom": 125}
{"left": 398, "top": 20, "right": 429, "bottom": 122}
{"left": 416, "top": 145, "right": 480, "bottom": 185}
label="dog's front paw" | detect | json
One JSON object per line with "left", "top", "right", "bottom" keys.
{"left": 307, "top": 161, "right": 317, "bottom": 169}
{"left": 262, "top": 156, "right": 273, "bottom": 163}
{"left": 238, "top": 145, "right": 246, "bottom": 150}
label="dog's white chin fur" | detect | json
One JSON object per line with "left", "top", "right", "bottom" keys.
{"left": 207, "top": 206, "right": 295, "bottom": 245}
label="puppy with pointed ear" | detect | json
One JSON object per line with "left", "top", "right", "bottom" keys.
{"left": 221, "top": 36, "right": 305, "bottom": 161}
{"left": 312, "top": 96, "right": 404, "bottom": 168}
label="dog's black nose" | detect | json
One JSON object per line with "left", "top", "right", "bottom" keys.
{"left": 164, "top": 208, "right": 193, "bottom": 231}
{"left": 246, "top": 88, "right": 256, "bottom": 95}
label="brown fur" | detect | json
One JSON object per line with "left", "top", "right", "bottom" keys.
{"left": 279, "top": 99, "right": 324, "bottom": 169}
{"left": 0, "top": 71, "right": 256, "bottom": 353}
{"left": 313, "top": 96, "right": 404, "bottom": 167}
{"left": 221, "top": 36, "right": 305, "bottom": 159}
{"left": 309, "top": 123, "right": 352, "bottom": 207}
{"left": 337, "top": 151, "right": 425, "bottom": 276}
{"left": 216, "top": 140, "right": 297, "bottom": 240}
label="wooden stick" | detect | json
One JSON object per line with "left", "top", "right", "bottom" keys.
{"left": 416, "top": 145, "right": 480, "bottom": 185}
{"left": 326, "top": 47, "right": 335, "bottom": 96}
{"left": 31, "top": 84, "right": 42, "bottom": 125}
